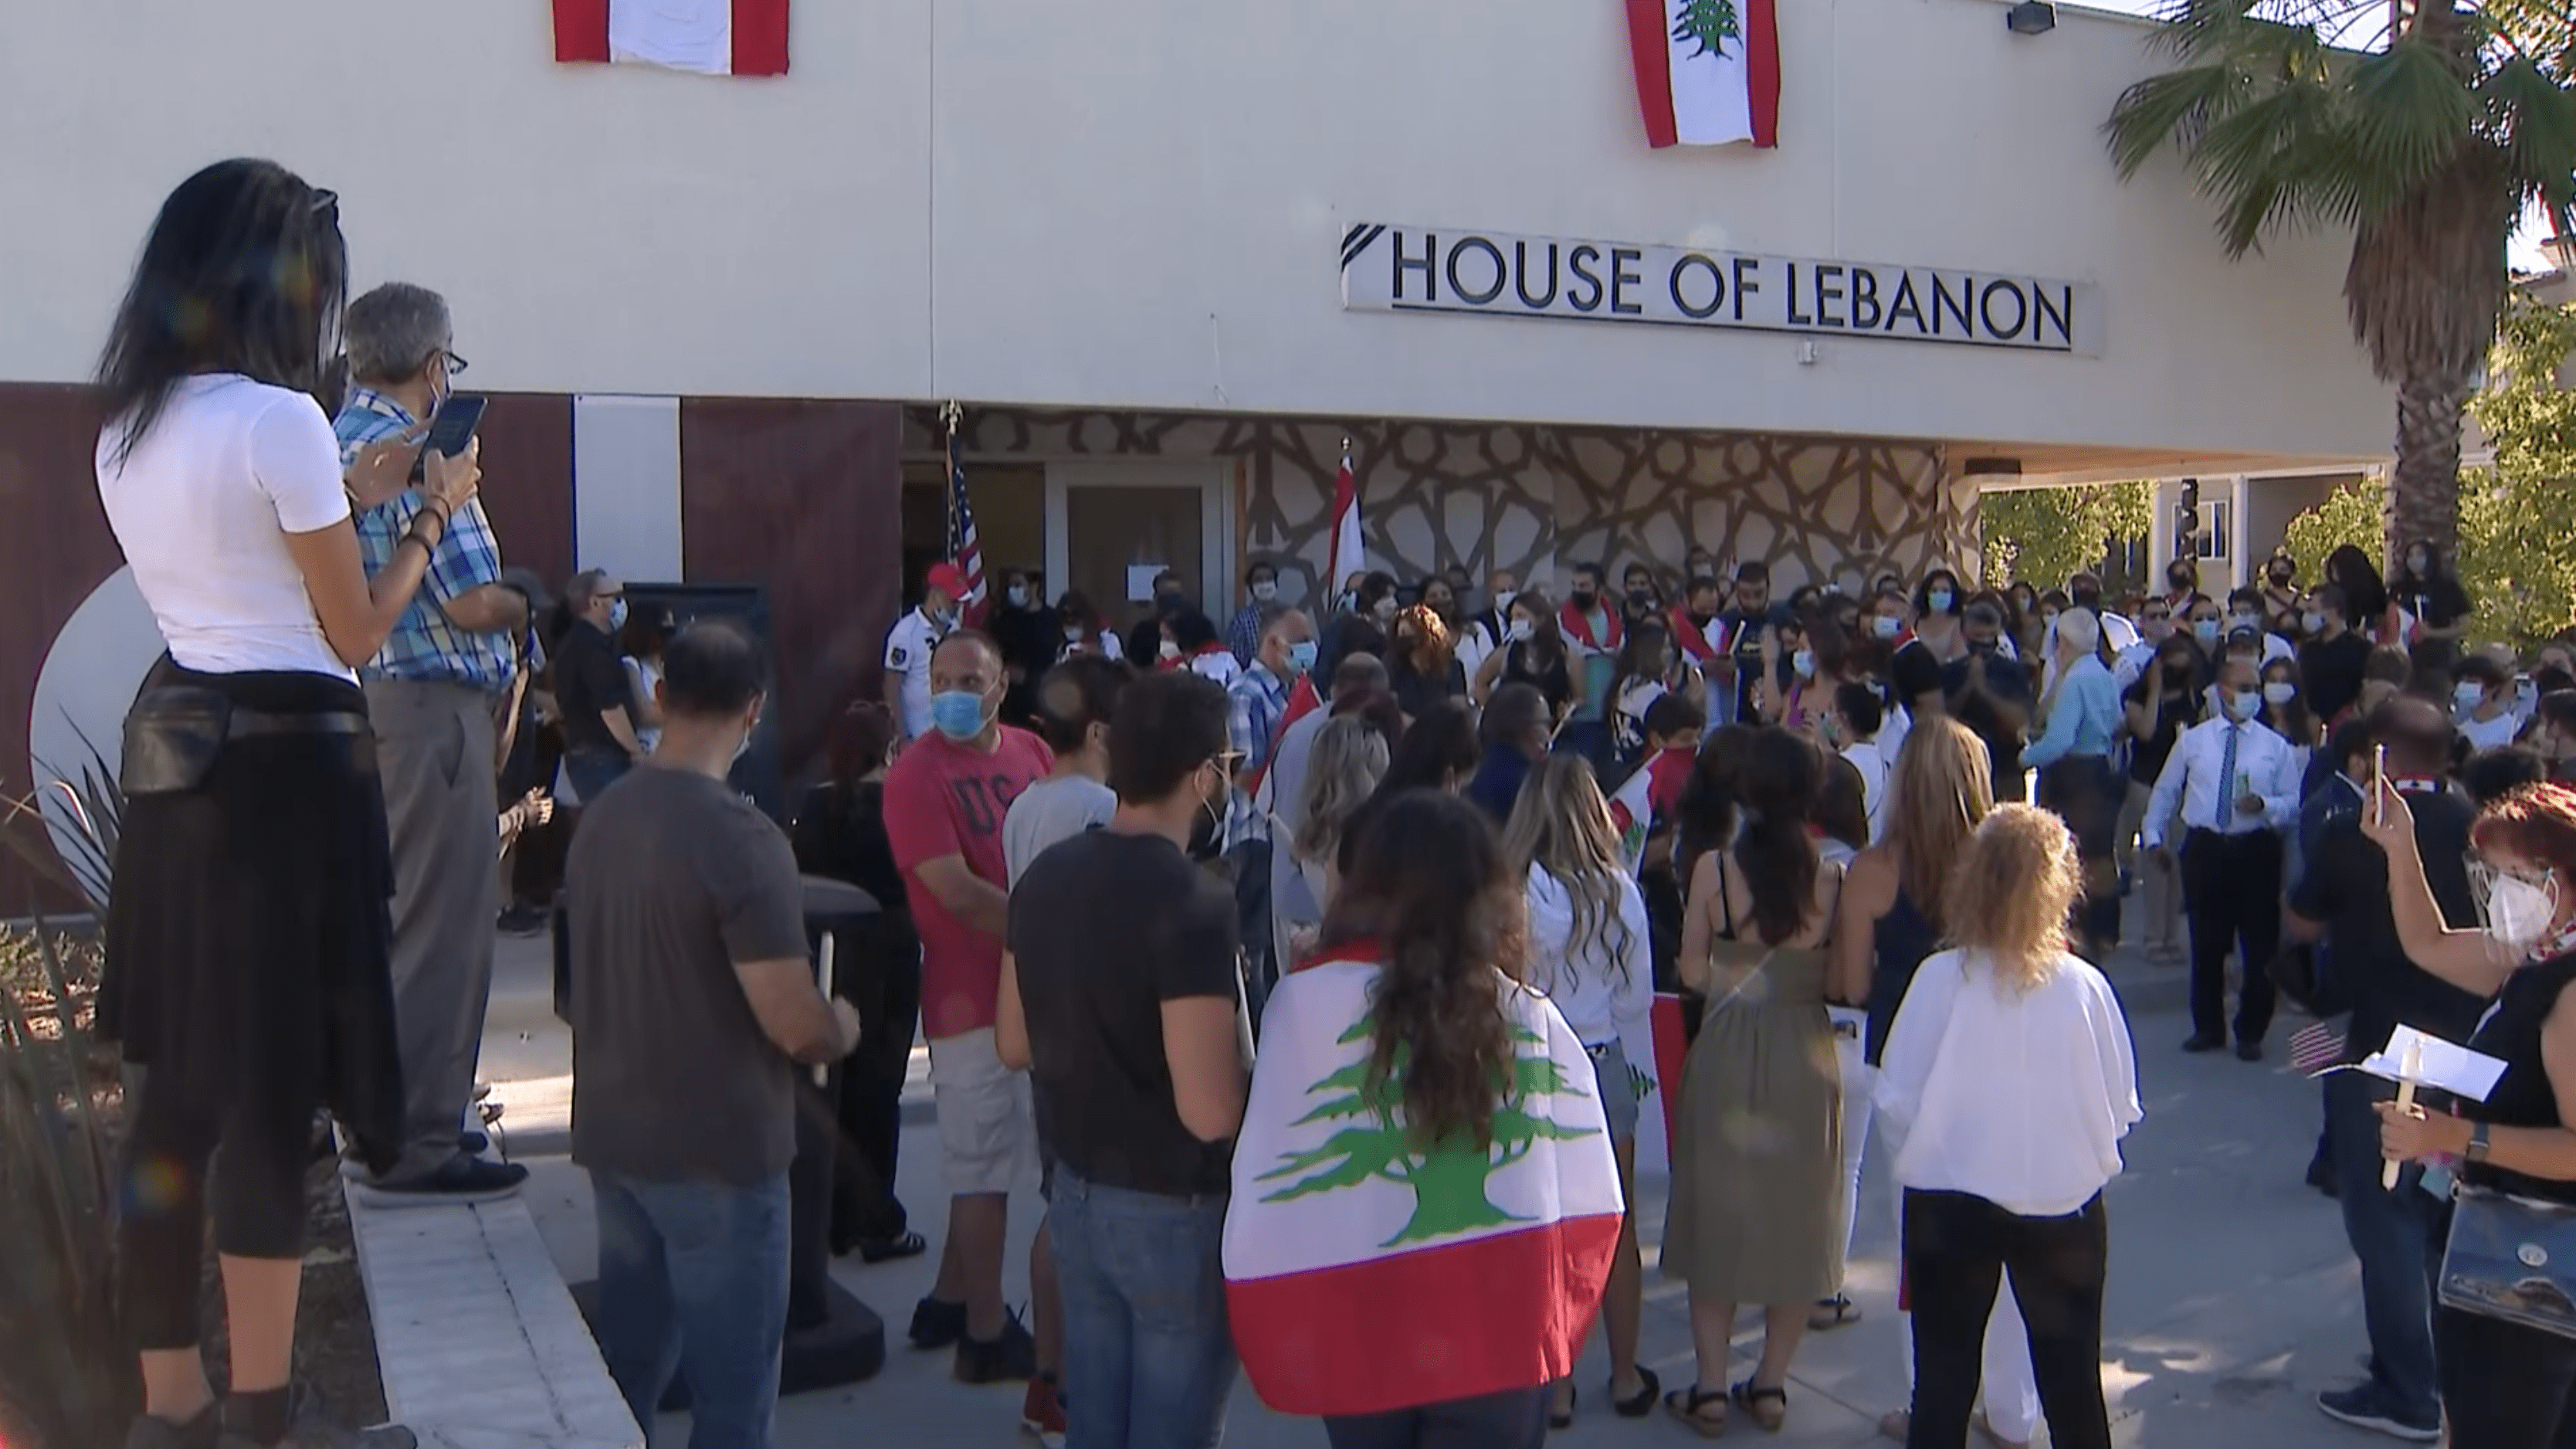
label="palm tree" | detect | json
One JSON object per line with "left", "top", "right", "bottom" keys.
{"left": 2103, "top": 1, "right": 2576, "bottom": 558}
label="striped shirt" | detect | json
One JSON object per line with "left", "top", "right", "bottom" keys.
{"left": 334, "top": 389, "right": 514, "bottom": 690}
{"left": 1226, "top": 663, "right": 1292, "bottom": 847}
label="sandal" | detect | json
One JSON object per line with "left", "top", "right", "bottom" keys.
{"left": 1730, "top": 1379, "right": 1788, "bottom": 1434}
{"left": 1549, "top": 1383, "right": 1575, "bottom": 1431}
{"left": 1665, "top": 1383, "right": 1730, "bottom": 1439}
{"left": 858, "top": 1230, "right": 929, "bottom": 1264}
{"left": 1808, "top": 1293, "right": 1863, "bottom": 1331}
{"left": 1612, "top": 1365, "right": 1661, "bottom": 1420}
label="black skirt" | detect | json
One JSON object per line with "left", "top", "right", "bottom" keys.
{"left": 98, "top": 660, "right": 405, "bottom": 1173}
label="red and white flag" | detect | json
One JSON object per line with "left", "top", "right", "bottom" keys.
{"left": 1328, "top": 441, "right": 1365, "bottom": 599}
{"left": 553, "top": 0, "right": 790, "bottom": 76}
{"left": 1225, "top": 955, "right": 1624, "bottom": 1417}
{"left": 1625, "top": 0, "right": 1782, "bottom": 149}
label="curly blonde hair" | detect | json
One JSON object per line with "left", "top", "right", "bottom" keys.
{"left": 1394, "top": 602, "right": 1455, "bottom": 674}
{"left": 1942, "top": 804, "right": 2079, "bottom": 992}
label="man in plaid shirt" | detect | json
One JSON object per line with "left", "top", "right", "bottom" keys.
{"left": 1225, "top": 606, "right": 1316, "bottom": 1010}
{"left": 334, "top": 283, "right": 534, "bottom": 1204}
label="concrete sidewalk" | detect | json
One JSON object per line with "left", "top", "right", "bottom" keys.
{"left": 480, "top": 933, "right": 2395, "bottom": 1449}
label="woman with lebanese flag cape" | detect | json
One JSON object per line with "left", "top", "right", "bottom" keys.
{"left": 1225, "top": 791, "right": 1622, "bottom": 1448}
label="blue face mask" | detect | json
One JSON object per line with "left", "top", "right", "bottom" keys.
{"left": 607, "top": 598, "right": 629, "bottom": 631}
{"left": 929, "top": 690, "right": 988, "bottom": 741}
{"left": 2193, "top": 619, "right": 2220, "bottom": 643}
{"left": 2226, "top": 690, "right": 2262, "bottom": 721}
{"left": 1286, "top": 640, "right": 1319, "bottom": 676}
{"left": 1927, "top": 589, "right": 1954, "bottom": 614}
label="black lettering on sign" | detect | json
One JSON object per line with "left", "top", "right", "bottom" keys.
{"left": 1885, "top": 272, "right": 1926, "bottom": 334}
{"left": 1980, "top": 279, "right": 2028, "bottom": 341}
{"left": 1669, "top": 253, "right": 1726, "bottom": 319}
{"left": 2033, "top": 283, "right": 2074, "bottom": 348}
{"left": 1849, "top": 267, "right": 1883, "bottom": 331}
{"left": 1568, "top": 246, "right": 1605, "bottom": 313}
{"left": 1785, "top": 263, "right": 1813, "bottom": 325}
{"left": 1815, "top": 264, "right": 1847, "bottom": 328}
{"left": 1609, "top": 247, "right": 1644, "bottom": 315}
{"left": 1731, "top": 256, "right": 1761, "bottom": 322}
{"left": 1931, "top": 274, "right": 1974, "bottom": 338}
{"left": 1448, "top": 236, "right": 1507, "bottom": 306}
{"left": 1392, "top": 231, "right": 1437, "bottom": 303}
{"left": 1514, "top": 240, "right": 1561, "bottom": 309}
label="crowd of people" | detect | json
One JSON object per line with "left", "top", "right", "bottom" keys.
{"left": 82, "top": 157, "right": 2576, "bottom": 1449}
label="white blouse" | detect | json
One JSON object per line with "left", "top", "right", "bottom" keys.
{"left": 1523, "top": 863, "right": 1653, "bottom": 1047}
{"left": 1873, "top": 948, "right": 2142, "bottom": 1217}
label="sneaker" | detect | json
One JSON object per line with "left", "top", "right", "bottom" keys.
{"left": 349, "top": 1155, "right": 528, "bottom": 1209}
{"left": 2316, "top": 1385, "right": 2441, "bottom": 1441}
{"left": 909, "top": 1295, "right": 968, "bottom": 1350}
{"left": 1022, "top": 1374, "right": 1068, "bottom": 1447}
{"left": 459, "top": 1129, "right": 490, "bottom": 1157}
{"left": 2236, "top": 1039, "right": 2266, "bottom": 1063}
{"left": 957, "top": 1311, "right": 1040, "bottom": 1384}
{"left": 497, "top": 905, "right": 550, "bottom": 937}
{"left": 215, "top": 1387, "right": 416, "bottom": 1448}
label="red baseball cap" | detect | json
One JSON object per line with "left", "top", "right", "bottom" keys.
{"left": 925, "top": 563, "right": 968, "bottom": 598}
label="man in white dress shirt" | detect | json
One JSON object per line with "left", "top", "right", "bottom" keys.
{"left": 2143, "top": 657, "right": 2302, "bottom": 1060}
{"left": 883, "top": 563, "right": 968, "bottom": 741}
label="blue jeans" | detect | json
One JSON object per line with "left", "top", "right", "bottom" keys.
{"left": 1324, "top": 1387, "right": 1548, "bottom": 1449}
{"left": 592, "top": 1169, "right": 792, "bottom": 1449}
{"left": 2325, "top": 1070, "right": 2442, "bottom": 1427}
{"left": 1049, "top": 1171, "right": 1237, "bottom": 1449}
{"left": 564, "top": 746, "right": 633, "bottom": 803}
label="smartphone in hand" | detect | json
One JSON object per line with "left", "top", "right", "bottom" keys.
{"left": 408, "top": 394, "right": 490, "bottom": 484}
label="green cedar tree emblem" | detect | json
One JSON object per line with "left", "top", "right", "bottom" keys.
{"left": 1671, "top": 0, "right": 1741, "bottom": 59}
{"left": 1259, "top": 1016, "right": 1598, "bottom": 1247}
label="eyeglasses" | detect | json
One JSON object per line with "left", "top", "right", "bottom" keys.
{"left": 438, "top": 348, "right": 469, "bottom": 376}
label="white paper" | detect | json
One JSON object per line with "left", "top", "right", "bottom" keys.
{"left": 2357, "top": 1025, "right": 2508, "bottom": 1103}
{"left": 1125, "top": 564, "right": 1168, "bottom": 604}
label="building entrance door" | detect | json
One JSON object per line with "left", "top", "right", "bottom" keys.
{"left": 1046, "top": 463, "right": 1232, "bottom": 646}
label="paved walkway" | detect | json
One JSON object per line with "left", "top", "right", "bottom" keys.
{"left": 483, "top": 935, "right": 2399, "bottom": 1449}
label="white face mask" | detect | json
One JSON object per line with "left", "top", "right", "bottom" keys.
{"left": 1159, "top": 640, "right": 1184, "bottom": 661}
{"left": 2483, "top": 870, "right": 2560, "bottom": 956}
{"left": 1250, "top": 580, "right": 1279, "bottom": 603}
{"left": 1063, "top": 624, "right": 1085, "bottom": 643}
{"left": 1507, "top": 617, "right": 1534, "bottom": 643}
{"left": 2457, "top": 682, "right": 2488, "bottom": 711}
{"left": 1491, "top": 590, "right": 1517, "bottom": 615}
{"left": 1007, "top": 585, "right": 1029, "bottom": 608}
{"left": 2262, "top": 681, "right": 2296, "bottom": 705}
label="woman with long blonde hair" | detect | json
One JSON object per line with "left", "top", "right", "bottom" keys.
{"left": 1503, "top": 756, "right": 1658, "bottom": 1427}
{"left": 1293, "top": 714, "right": 1389, "bottom": 911}
{"left": 1875, "top": 806, "right": 2140, "bottom": 1449}
{"left": 1831, "top": 716, "right": 2042, "bottom": 1445}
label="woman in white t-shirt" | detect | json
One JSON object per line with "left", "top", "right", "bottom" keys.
{"left": 1503, "top": 755, "right": 1659, "bottom": 1427}
{"left": 93, "top": 160, "right": 479, "bottom": 1449}
{"left": 1875, "top": 806, "right": 2140, "bottom": 1449}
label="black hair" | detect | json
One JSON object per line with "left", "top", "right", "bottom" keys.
{"left": 1736, "top": 560, "right": 1771, "bottom": 585}
{"left": 97, "top": 159, "right": 347, "bottom": 465}
{"left": 1482, "top": 682, "right": 1551, "bottom": 754}
{"left": 1643, "top": 691, "right": 1705, "bottom": 742}
{"left": 2226, "top": 585, "right": 2264, "bottom": 612}
{"left": 1833, "top": 679, "right": 1884, "bottom": 737}
{"left": 1107, "top": 670, "right": 1229, "bottom": 804}
{"left": 1033, "top": 654, "right": 1131, "bottom": 755}
{"left": 1383, "top": 700, "right": 1482, "bottom": 792}
{"left": 2456, "top": 654, "right": 2510, "bottom": 690}
{"left": 1360, "top": 572, "right": 1398, "bottom": 606}
{"left": 1676, "top": 723, "right": 1758, "bottom": 876}
{"left": 2537, "top": 667, "right": 2576, "bottom": 700}
{"left": 2327, "top": 716, "right": 2374, "bottom": 778}
{"left": 660, "top": 619, "right": 768, "bottom": 718}
{"left": 1686, "top": 574, "right": 1724, "bottom": 601}
{"left": 2462, "top": 746, "right": 2550, "bottom": 808}
{"left": 1572, "top": 560, "right": 1607, "bottom": 586}
{"left": 1339, "top": 619, "right": 1388, "bottom": 662}
{"left": 1169, "top": 608, "right": 1221, "bottom": 653}
{"left": 1734, "top": 728, "right": 1822, "bottom": 946}
{"left": 1914, "top": 569, "right": 1961, "bottom": 616}
{"left": 1245, "top": 559, "right": 1278, "bottom": 585}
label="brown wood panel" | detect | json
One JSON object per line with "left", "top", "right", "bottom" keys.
{"left": 473, "top": 392, "right": 575, "bottom": 592}
{"left": 0, "top": 384, "right": 122, "bottom": 909}
{"left": 678, "top": 399, "right": 901, "bottom": 784}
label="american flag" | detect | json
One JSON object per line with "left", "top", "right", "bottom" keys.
{"left": 945, "top": 414, "right": 987, "bottom": 627}
{"left": 2289, "top": 1019, "right": 2349, "bottom": 1076}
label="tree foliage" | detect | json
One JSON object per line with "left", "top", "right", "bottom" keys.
{"left": 1977, "top": 480, "right": 2157, "bottom": 589}
{"left": 2283, "top": 287, "right": 2576, "bottom": 647}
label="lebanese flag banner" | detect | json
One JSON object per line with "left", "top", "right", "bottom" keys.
{"left": 1668, "top": 602, "right": 1723, "bottom": 663}
{"left": 1625, "top": 0, "right": 1781, "bottom": 149}
{"left": 1225, "top": 957, "right": 1625, "bottom": 1417}
{"left": 1559, "top": 599, "right": 1623, "bottom": 657}
{"left": 1327, "top": 441, "right": 1364, "bottom": 596}
{"left": 553, "top": 0, "right": 790, "bottom": 76}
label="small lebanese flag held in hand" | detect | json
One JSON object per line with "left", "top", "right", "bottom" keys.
{"left": 1225, "top": 955, "right": 1625, "bottom": 1417}
{"left": 554, "top": 0, "right": 790, "bottom": 76}
{"left": 1625, "top": 0, "right": 1782, "bottom": 148}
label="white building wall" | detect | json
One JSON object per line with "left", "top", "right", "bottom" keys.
{"left": 1, "top": 0, "right": 2384, "bottom": 460}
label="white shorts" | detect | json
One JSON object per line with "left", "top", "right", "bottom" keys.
{"left": 927, "top": 1028, "right": 1039, "bottom": 1197}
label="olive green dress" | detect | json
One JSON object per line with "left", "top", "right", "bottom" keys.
{"left": 1660, "top": 867, "right": 1846, "bottom": 1305}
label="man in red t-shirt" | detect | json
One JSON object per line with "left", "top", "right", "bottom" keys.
{"left": 884, "top": 630, "right": 1054, "bottom": 1380}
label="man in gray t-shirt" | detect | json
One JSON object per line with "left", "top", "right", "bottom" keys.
{"left": 564, "top": 621, "right": 859, "bottom": 1446}
{"left": 1004, "top": 657, "right": 1128, "bottom": 887}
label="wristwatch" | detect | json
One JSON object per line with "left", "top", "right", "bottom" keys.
{"left": 2466, "top": 1121, "right": 2493, "bottom": 1165}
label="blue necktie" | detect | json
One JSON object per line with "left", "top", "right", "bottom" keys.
{"left": 2215, "top": 722, "right": 2240, "bottom": 833}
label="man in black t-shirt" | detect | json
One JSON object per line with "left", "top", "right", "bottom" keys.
{"left": 997, "top": 671, "right": 1249, "bottom": 1441}
{"left": 1718, "top": 561, "right": 1782, "bottom": 724}
{"left": 1939, "top": 599, "right": 2033, "bottom": 801}
{"left": 554, "top": 569, "right": 644, "bottom": 800}
{"left": 2285, "top": 695, "right": 2479, "bottom": 1441}
{"left": 2298, "top": 584, "right": 2375, "bottom": 725}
